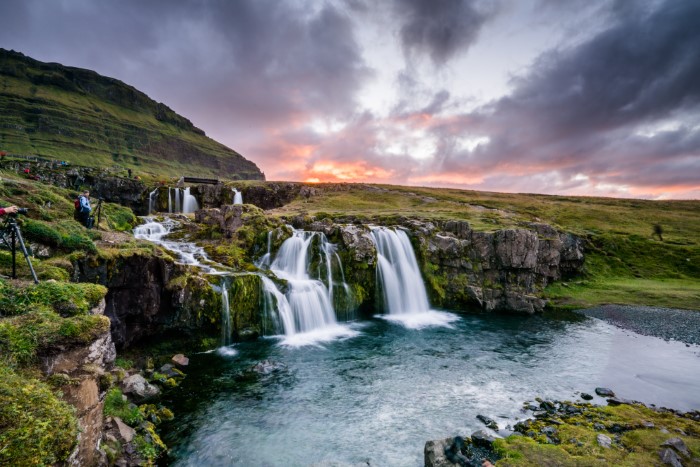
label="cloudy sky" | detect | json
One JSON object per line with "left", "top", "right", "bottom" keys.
{"left": 2, "top": 0, "right": 699, "bottom": 199}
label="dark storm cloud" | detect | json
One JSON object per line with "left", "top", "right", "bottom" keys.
{"left": 394, "top": 0, "right": 491, "bottom": 66}
{"left": 433, "top": 0, "right": 700, "bottom": 190}
{"left": 0, "top": 0, "right": 370, "bottom": 137}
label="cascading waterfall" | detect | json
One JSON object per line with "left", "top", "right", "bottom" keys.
{"left": 221, "top": 282, "right": 231, "bottom": 345}
{"left": 133, "top": 217, "right": 222, "bottom": 274}
{"left": 233, "top": 188, "right": 243, "bottom": 205}
{"left": 260, "top": 230, "right": 357, "bottom": 346}
{"left": 148, "top": 188, "right": 158, "bottom": 215}
{"left": 168, "top": 188, "right": 173, "bottom": 213}
{"left": 183, "top": 187, "right": 199, "bottom": 213}
{"left": 371, "top": 227, "right": 457, "bottom": 329}
{"left": 216, "top": 281, "right": 239, "bottom": 356}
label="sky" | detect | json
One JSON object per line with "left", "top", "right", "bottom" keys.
{"left": 1, "top": 0, "right": 699, "bottom": 199}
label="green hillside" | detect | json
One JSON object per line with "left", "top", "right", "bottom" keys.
{"left": 0, "top": 49, "right": 264, "bottom": 180}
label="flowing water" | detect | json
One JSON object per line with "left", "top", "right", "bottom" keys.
{"left": 233, "top": 188, "right": 243, "bottom": 205}
{"left": 161, "top": 313, "right": 700, "bottom": 466}
{"left": 132, "top": 222, "right": 700, "bottom": 465}
{"left": 259, "top": 230, "right": 357, "bottom": 346}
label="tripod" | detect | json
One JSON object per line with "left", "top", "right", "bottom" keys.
{"left": 87, "top": 199, "right": 103, "bottom": 230}
{"left": 0, "top": 216, "right": 39, "bottom": 284}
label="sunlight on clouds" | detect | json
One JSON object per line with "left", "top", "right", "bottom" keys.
{"left": 456, "top": 136, "right": 490, "bottom": 152}
{"left": 309, "top": 118, "right": 347, "bottom": 135}
{"left": 304, "top": 160, "right": 394, "bottom": 183}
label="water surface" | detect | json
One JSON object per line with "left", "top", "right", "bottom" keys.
{"left": 162, "top": 313, "right": 700, "bottom": 466}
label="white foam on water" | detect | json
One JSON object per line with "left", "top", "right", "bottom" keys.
{"left": 377, "top": 310, "right": 460, "bottom": 330}
{"left": 275, "top": 324, "right": 360, "bottom": 348}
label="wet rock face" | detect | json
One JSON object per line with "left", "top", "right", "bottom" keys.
{"left": 418, "top": 220, "right": 584, "bottom": 313}
{"left": 296, "top": 217, "right": 583, "bottom": 314}
{"left": 192, "top": 182, "right": 303, "bottom": 210}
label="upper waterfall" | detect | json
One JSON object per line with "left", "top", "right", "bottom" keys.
{"left": 371, "top": 227, "right": 458, "bottom": 329}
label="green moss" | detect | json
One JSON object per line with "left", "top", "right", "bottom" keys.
{"left": 0, "top": 364, "right": 78, "bottom": 466}
{"left": 103, "top": 388, "right": 143, "bottom": 425}
{"left": 495, "top": 402, "right": 700, "bottom": 466}
{"left": 114, "top": 357, "right": 134, "bottom": 370}
{"left": 0, "top": 307, "right": 110, "bottom": 367}
{"left": 0, "top": 280, "right": 107, "bottom": 316}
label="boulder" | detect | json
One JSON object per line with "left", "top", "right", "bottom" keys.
{"left": 476, "top": 414, "right": 499, "bottom": 431}
{"left": 595, "top": 387, "right": 615, "bottom": 397}
{"left": 114, "top": 417, "right": 136, "bottom": 443}
{"left": 172, "top": 354, "right": 189, "bottom": 366}
{"left": 659, "top": 448, "right": 683, "bottom": 467}
{"left": 471, "top": 430, "right": 497, "bottom": 448}
{"left": 596, "top": 434, "right": 612, "bottom": 449}
{"left": 121, "top": 374, "right": 160, "bottom": 400}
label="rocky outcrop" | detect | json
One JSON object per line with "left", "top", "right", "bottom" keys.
{"left": 404, "top": 219, "right": 584, "bottom": 313}
{"left": 40, "top": 301, "right": 117, "bottom": 467}
{"left": 294, "top": 218, "right": 584, "bottom": 314}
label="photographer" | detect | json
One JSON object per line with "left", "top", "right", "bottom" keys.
{"left": 0, "top": 206, "right": 19, "bottom": 216}
{"left": 77, "top": 190, "right": 92, "bottom": 228}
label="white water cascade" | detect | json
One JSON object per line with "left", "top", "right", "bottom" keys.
{"left": 260, "top": 230, "right": 357, "bottom": 346}
{"left": 233, "top": 188, "right": 243, "bottom": 205}
{"left": 148, "top": 188, "right": 158, "bottom": 215}
{"left": 133, "top": 217, "right": 222, "bottom": 274}
{"left": 371, "top": 227, "right": 457, "bottom": 329}
{"left": 183, "top": 187, "right": 199, "bottom": 213}
{"left": 220, "top": 283, "right": 232, "bottom": 345}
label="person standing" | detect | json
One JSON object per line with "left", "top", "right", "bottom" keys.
{"left": 78, "top": 190, "right": 92, "bottom": 227}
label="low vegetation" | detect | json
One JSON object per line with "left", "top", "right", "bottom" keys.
{"left": 495, "top": 402, "right": 700, "bottom": 466}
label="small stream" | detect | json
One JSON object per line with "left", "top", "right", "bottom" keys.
{"left": 160, "top": 313, "right": 700, "bottom": 466}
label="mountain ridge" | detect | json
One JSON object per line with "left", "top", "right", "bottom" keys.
{"left": 0, "top": 48, "right": 264, "bottom": 180}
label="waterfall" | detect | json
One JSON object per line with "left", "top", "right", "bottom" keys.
{"left": 217, "top": 281, "right": 238, "bottom": 356}
{"left": 371, "top": 227, "right": 458, "bottom": 329}
{"left": 183, "top": 187, "right": 199, "bottom": 213}
{"left": 168, "top": 188, "right": 173, "bottom": 213}
{"left": 221, "top": 282, "right": 231, "bottom": 345}
{"left": 233, "top": 188, "right": 243, "bottom": 205}
{"left": 148, "top": 188, "right": 158, "bottom": 214}
{"left": 260, "top": 230, "right": 357, "bottom": 346}
{"left": 174, "top": 187, "right": 182, "bottom": 213}
{"left": 134, "top": 217, "right": 223, "bottom": 274}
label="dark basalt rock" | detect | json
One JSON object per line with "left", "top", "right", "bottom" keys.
{"left": 476, "top": 414, "right": 499, "bottom": 431}
{"left": 595, "top": 387, "right": 615, "bottom": 397}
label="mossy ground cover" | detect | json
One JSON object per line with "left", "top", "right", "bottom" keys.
{"left": 495, "top": 402, "right": 700, "bottom": 466}
{"left": 268, "top": 183, "right": 700, "bottom": 310}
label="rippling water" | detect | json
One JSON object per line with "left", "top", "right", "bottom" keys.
{"left": 161, "top": 313, "right": 700, "bottom": 466}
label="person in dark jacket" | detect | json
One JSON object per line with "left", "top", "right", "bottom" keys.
{"left": 78, "top": 190, "right": 92, "bottom": 227}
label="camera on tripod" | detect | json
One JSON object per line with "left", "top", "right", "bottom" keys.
{"left": 8, "top": 207, "right": 29, "bottom": 217}
{"left": 1, "top": 207, "right": 38, "bottom": 283}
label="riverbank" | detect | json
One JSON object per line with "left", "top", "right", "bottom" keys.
{"left": 576, "top": 305, "right": 700, "bottom": 345}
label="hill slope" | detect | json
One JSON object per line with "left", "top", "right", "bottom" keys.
{"left": 0, "top": 49, "right": 264, "bottom": 180}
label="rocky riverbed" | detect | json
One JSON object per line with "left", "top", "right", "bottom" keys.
{"left": 576, "top": 305, "right": 700, "bottom": 345}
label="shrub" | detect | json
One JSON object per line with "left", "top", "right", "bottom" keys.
{"left": 0, "top": 364, "right": 78, "bottom": 465}
{"left": 103, "top": 388, "right": 143, "bottom": 425}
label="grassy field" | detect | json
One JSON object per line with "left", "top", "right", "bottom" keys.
{"left": 266, "top": 183, "right": 700, "bottom": 310}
